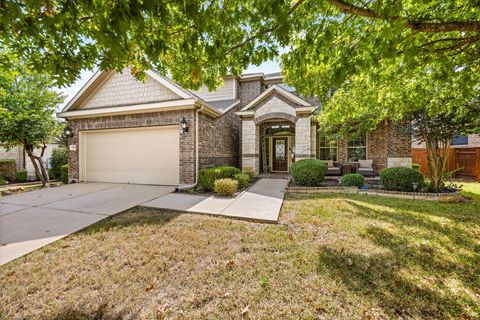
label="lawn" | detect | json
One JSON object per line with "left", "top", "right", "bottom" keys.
{"left": 1, "top": 183, "right": 479, "bottom": 319}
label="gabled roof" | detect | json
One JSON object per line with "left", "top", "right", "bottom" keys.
{"left": 241, "top": 84, "right": 311, "bottom": 111}
{"left": 61, "top": 69, "right": 193, "bottom": 113}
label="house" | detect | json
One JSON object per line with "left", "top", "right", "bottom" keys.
{"left": 57, "top": 68, "right": 412, "bottom": 185}
{"left": 0, "top": 144, "right": 59, "bottom": 180}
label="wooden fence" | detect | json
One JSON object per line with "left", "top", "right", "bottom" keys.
{"left": 412, "top": 147, "right": 480, "bottom": 181}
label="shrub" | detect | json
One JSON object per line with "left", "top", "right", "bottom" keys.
{"left": 234, "top": 173, "right": 250, "bottom": 189}
{"left": 0, "top": 175, "right": 6, "bottom": 185}
{"left": 213, "top": 178, "right": 238, "bottom": 197}
{"left": 16, "top": 170, "right": 28, "bottom": 182}
{"left": 342, "top": 173, "right": 365, "bottom": 187}
{"left": 48, "top": 168, "right": 55, "bottom": 180}
{"left": 198, "top": 166, "right": 241, "bottom": 191}
{"left": 60, "top": 164, "right": 68, "bottom": 184}
{"left": 242, "top": 167, "right": 256, "bottom": 180}
{"left": 290, "top": 158, "right": 327, "bottom": 187}
{"left": 0, "top": 159, "right": 16, "bottom": 181}
{"left": 412, "top": 163, "right": 421, "bottom": 171}
{"left": 380, "top": 167, "right": 425, "bottom": 192}
{"left": 50, "top": 147, "right": 68, "bottom": 179}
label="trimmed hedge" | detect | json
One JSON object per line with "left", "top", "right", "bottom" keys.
{"left": 198, "top": 166, "right": 241, "bottom": 191}
{"left": 60, "top": 165, "right": 68, "bottom": 184}
{"left": 16, "top": 170, "right": 28, "bottom": 182}
{"left": 213, "top": 178, "right": 238, "bottom": 197}
{"left": 342, "top": 173, "right": 365, "bottom": 187}
{"left": 242, "top": 167, "right": 256, "bottom": 180}
{"left": 380, "top": 167, "right": 425, "bottom": 192}
{"left": 412, "top": 163, "right": 421, "bottom": 171}
{"left": 0, "top": 159, "right": 16, "bottom": 181}
{"left": 290, "top": 158, "right": 327, "bottom": 187}
{"left": 0, "top": 175, "right": 6, "bottom": 185}
{"left": 234, "top": 173, "right": 250, "bottom": 189}
{"left": 50, "top": 147, "right": 68, "bottom": 179}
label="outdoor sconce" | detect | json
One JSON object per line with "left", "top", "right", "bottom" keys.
{"left": 180, "top": 117, "right": 189, "bottom": 133}
{"left": 63, "top": 126, "right": 74, "bottom": 138}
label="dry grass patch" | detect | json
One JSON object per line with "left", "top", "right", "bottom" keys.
{"left": 1, "top": 183, "right": 480, "bottom": 319}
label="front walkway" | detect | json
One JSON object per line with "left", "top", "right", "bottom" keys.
{"left": 142, "top": 178, "right": 288, "bottom": 223}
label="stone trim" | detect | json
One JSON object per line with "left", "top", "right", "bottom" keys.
{"left": 253, "top": 112, "right": 297, "bottom": 124}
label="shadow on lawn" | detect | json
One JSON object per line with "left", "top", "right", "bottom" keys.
{"left": 52, "top": 304, "right": 124, "bottom": 320}
{"left": 315, "top": 194, "right": 480, "bottom": 318}
{"left": 79, "top": 208, "right": 182, "bottom": 234}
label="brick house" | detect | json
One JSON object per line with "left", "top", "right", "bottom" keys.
{"left": 58, "top": 69, "right": 412, "bottom": 185}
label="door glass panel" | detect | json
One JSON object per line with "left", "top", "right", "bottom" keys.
{"left": 275, "top": 140, "right": 286, "bottom": 160}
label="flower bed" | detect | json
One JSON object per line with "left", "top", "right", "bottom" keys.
{"left": 285, "top": 185, "right": 462, "bottom": 202}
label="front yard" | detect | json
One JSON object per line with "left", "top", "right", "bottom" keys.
{"left": 1, "top": 183, "right": 479, "bottom": 319}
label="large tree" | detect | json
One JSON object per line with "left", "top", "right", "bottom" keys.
{"left": 317, "top": 60, "right": 480, "bottom": 191}
{"left": 0, "top": 68, "right": 64, "bottom": 187}
{"left": 1, "top": 0, "right": 479, "bottom": 94}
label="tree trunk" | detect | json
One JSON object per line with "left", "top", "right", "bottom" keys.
{"left": 424, "top": 135, "right": 450, "bottom": 192}
{"left": 24, "top": 144, "right": 49, "bottom": 187}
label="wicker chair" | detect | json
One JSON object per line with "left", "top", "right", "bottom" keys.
{"left": 356, "top": 160, "right": 375, "bottom": 176}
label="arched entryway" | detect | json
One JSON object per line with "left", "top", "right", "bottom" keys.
{"left": 260, "top": 121, "right": 295, "bottom": 173}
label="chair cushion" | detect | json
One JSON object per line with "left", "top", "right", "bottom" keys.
{"left": 358, "top": 159, "right": 373, "bottom": 168}
{"left": 324, "top": 160, "right": 334, "bottom": 168}
{"left": 358, "top": 168, "right": 374, "bottom": 172}
{"left": 328, "top": 167, "right": 340, "bottom": 172}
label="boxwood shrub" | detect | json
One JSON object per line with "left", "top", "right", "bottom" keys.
{"left": 198, "top": 166, "right": 241, "bottom": 191}
{"left": 380, "top": 167, "right": 425, "bottom": 192}
{"left": 0, "top": 174, "right": 6, "bottom": 185}
{"left": 290, "top": 158, "right": 327, "bottom": 187}
{"left": 213, "top": 178, "right": 238, "bottom": 197}
{"left": 342, "top": 173, "right": 365, "bottom": 187}
{"left": 50, "top": 147, "right": 68, "bottom": 179}
{"left": 412, "top": 163, "right": 421, "bottom": 171}
{"left": 16, "top": 170, "right": 28, "bottom": 182}
{"left": 234, "top": 173, "right": 250, "bottom": 189}
{"left": 60, "top": 165, "right": 69, "bottom": 184}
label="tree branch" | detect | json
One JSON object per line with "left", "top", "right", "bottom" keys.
{"left": 326, "top": 0, "right": 480, "bottom": 32}
{"left": 226, "top": 0, "right": 306, "bottom": 54}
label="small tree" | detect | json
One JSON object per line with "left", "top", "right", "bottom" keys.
{"left": 0, "top": 69, "right": 64, "bottom": 187}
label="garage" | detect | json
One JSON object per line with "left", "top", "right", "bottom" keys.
{"left": 79, "top": 126, "right": 180, "bottom": 185}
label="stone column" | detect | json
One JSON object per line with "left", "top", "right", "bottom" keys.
{"left": 241, "top": 119, "right": 260, "bottom": 173}
{"left": 294, "top": 115, "right": 311, "bottom": 160}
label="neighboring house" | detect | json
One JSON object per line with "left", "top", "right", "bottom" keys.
{"left": 412, "top": 134, "right": 480, "bottom": 149}
{"left": 0, "top": 144, "right": 59, "bottom": 180}
{"left": 57, "top": 68, "right": 412, "bottom": 185}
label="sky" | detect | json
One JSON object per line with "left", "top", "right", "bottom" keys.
{"left": 58, "top": 59, "right": 281, "bottom": 108}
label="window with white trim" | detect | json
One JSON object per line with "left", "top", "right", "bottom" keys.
{"left": 317, "top": 135, "right": 338, "bottom": 161}
{"left": 348, "top": 133, "right": 367, "bottom": 162}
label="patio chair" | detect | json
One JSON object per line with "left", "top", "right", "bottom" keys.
{"left": 323, "top": 160, "right": 342, "bottom": 176}
{"left": 357, "top": 159, "right": 375, "bottom": 176}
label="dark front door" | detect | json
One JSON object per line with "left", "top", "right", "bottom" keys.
{"left": 273, "top": 138, "right": 288, "bottom": 171}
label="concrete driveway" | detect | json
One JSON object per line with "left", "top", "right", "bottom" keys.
{"left": 0, "top": 183, "right": 173, "bottom": 266}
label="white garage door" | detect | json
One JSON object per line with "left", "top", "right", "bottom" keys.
{"left": 80, "top": 126, "right": 179, "bottom": 185}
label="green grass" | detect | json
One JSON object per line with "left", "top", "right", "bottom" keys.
{"left": 0, "top": 182, "right": 479, "bottom": 319}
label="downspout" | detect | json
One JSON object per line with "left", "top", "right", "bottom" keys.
{"left": 175, "top": 105, "right": 204, "bottom": 191}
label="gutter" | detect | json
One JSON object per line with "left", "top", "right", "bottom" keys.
{"left": 175, "top": 105, "right": 204, "bottom": 191}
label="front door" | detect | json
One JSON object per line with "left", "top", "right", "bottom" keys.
{"left": 273, "top": 138, "right": 288, "bottom": 171}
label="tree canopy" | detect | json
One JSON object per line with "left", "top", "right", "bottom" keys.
{"left": 1, "top": 0, "right": 479, "bottom": 96}
{"left": 0, "top": 66, "right": 64, "bottom": 186}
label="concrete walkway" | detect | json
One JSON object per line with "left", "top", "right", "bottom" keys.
{"left": 0, "top": 183, "right": 173, "bottom": 265}
{"left": 143, "top": 178, "right": 288, "bottom": 222}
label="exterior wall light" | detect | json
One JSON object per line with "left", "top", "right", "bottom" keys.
{"left": 64, "top": 126, "right": 74, "bottom": 138}
{"left": 180, "top": 117, "right": 189, "bottom": 133}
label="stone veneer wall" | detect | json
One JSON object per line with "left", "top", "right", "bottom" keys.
{"left": 67, "top": 110, "right": 196, "bottom": 184}
{"left": 198, "top": 104, "right": 242, "bottom": 168}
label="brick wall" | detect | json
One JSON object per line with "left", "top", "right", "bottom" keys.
{"left": 239, "top": 80, "right": 262, "bottom": 107}
{"left": 198, "top": 103, "right": 242, "bottom": 168}
{"left": 67, "top": 110, "right": 196, "bottom": 184}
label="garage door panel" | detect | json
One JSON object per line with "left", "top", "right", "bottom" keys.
{"left": 81, "top": 126, "right": 179, "bottom": 185}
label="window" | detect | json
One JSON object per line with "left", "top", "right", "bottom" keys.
{"left": 265, "top": 125, "right": 294, "bottom": 136}
{"left": 452, "top": 135, "right": 468, "bottom": 146}
{"left": 318, "top": 135, "right": 338, "bottom": 161}
{"left": 348, "top": 133, "right": 367, "bottom": 162}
